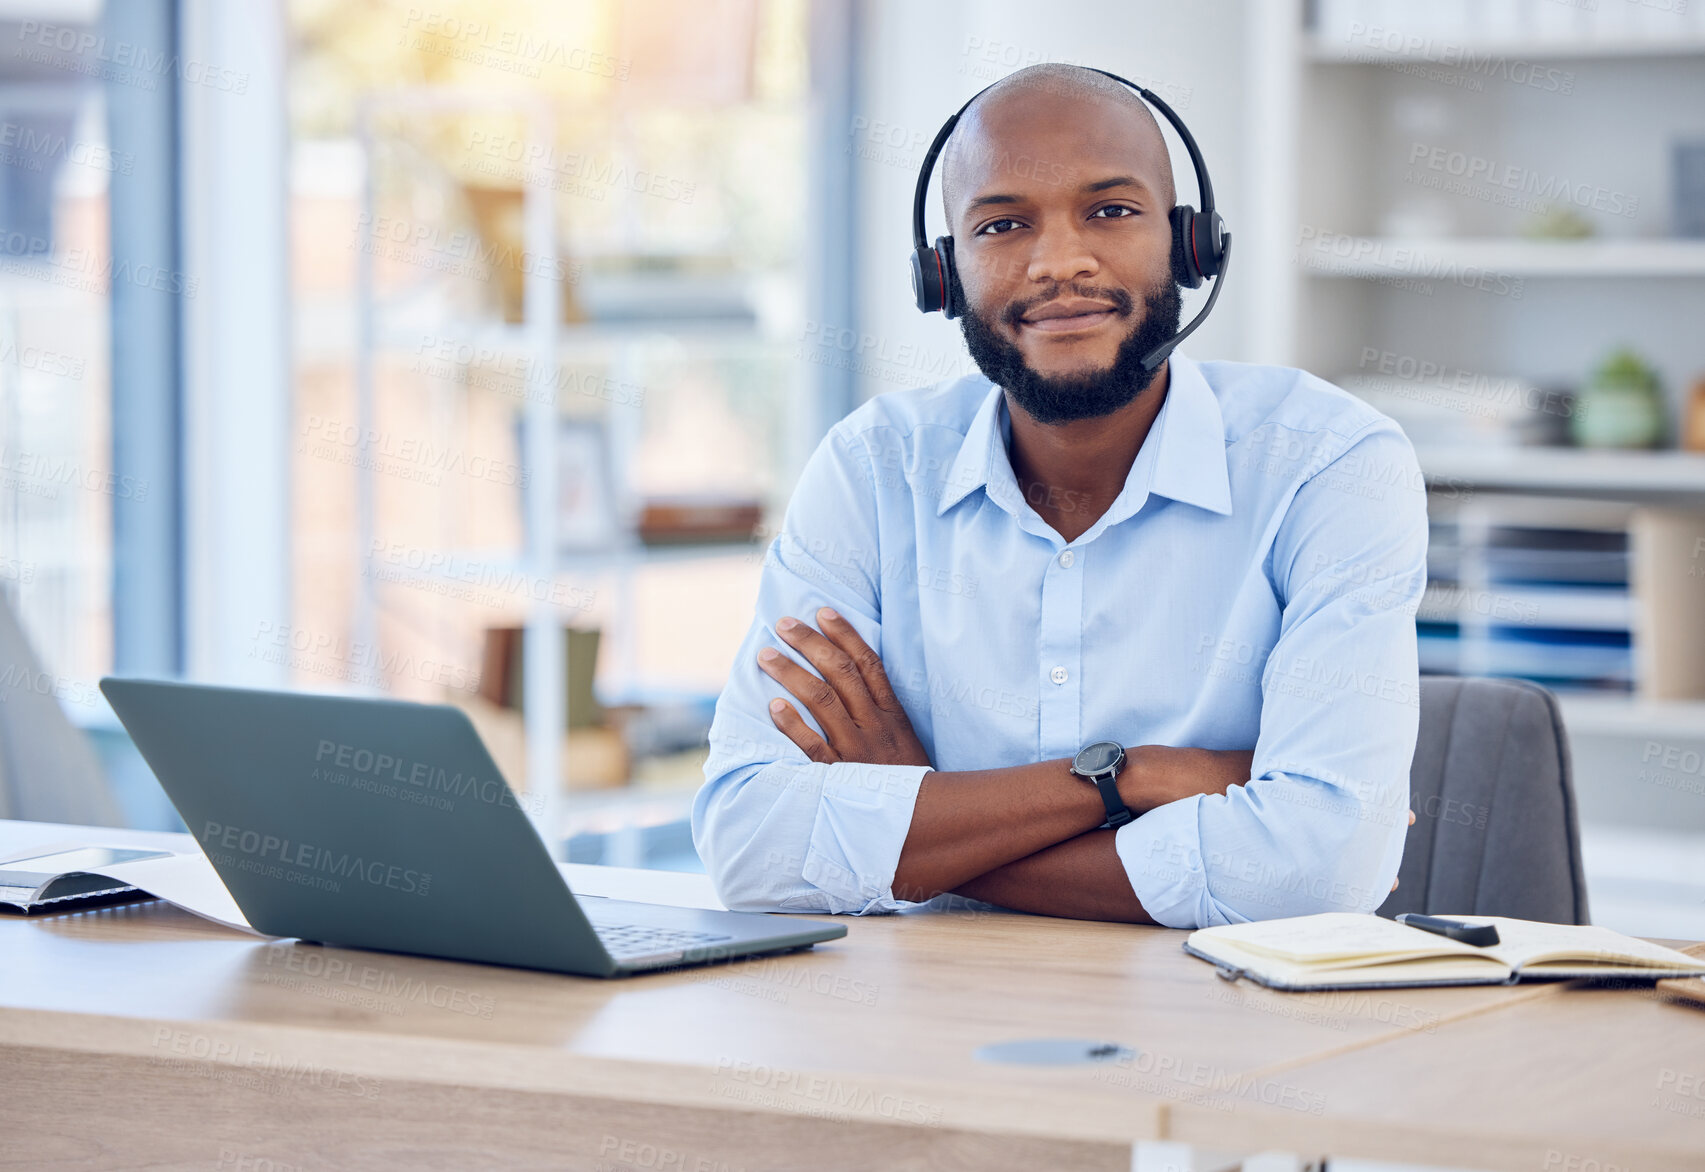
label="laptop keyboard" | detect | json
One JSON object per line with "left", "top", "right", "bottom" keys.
{"left": 592, "top": 922, "right": 735, "bottom": 961}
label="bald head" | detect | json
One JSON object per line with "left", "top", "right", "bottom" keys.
{"left": 940, "top": 64, "right": 1177, "bottom": 224}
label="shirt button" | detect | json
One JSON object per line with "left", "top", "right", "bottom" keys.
{"left": 1058, "top": 550, "right": 1075, "bottom": 568}
{"left": 1050, "top": 666, "right": 1068, "bottom": 685}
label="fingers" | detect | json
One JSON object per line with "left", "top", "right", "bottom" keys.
{"left": 813, "top": 607, "right": 907, "bottom": 714}
{"left": 767, "top": 698, "right": 838, "bottom": 764}
{"left": 1391, "top": 876, "right": 1400, "bottom": 892}
{"left": 770, "top": 612, "right": 877, "bottom": 720}
{"left": 758, "top": 642, "right": 850, "bottom": 737}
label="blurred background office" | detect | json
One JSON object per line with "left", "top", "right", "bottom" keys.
{"left": 2, "top": 0, "right": 1702, "bottom": 933}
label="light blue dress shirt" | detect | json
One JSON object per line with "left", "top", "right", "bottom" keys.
{"left": 693, "top": 352, "right": 1428, "bottom": 929}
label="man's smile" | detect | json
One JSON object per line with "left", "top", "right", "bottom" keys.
{"left": 1017, "top": 298, "right": 1124, "bottom": 335}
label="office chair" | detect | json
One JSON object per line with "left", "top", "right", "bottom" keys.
{"left": 1377, "top": 676, "right": 1591, "bottom": 925}
{"left": 0, "top": 593, "right": 123, "bottom": 826}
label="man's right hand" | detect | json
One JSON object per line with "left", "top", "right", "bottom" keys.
{"left": 759, "top": 608, "right": 933, "bottom": 770}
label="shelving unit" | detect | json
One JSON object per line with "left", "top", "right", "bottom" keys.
{"left": 1412, "top": 446, "right": 1705, "bottom": 499}
{"left": 369, "top": 539, "right": 768, "bottom": 596}
{"left": 1251, "top": 2, "right": 1705, "bottom": 822}
{"left": 1302, "top": 237, "right": 1705, "bottom": 278}
{"left": 1280, "top": 10, "right": 1705, "bottom": 389}
{"left": 351, "top": 89, "right": 566, "bottom": 851}
{"left": 1307, "top": 36, "right": 1705, "bottom": 64}
{"left": 1560, "top": 694, "right": 1705, "bottom": 741}
{"left": 348, "top": 90, "right": 797, "bottom": 856}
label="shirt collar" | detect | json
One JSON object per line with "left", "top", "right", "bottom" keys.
{"left": 934, "top": 351, "right": 1232, "bottom": 521}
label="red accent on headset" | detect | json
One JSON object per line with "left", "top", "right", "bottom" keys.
{"left": 934, "top": 249, "right": 946, "bottom": 308}
{"left": 1190, "top": 222, "right": 1203, "bottom": 279}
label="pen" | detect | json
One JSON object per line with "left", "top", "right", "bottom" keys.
{"left": 1397, "top": 913, "right": 1501, "bottom": 948}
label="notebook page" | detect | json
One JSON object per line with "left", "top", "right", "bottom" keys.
{"left": 0, "top": 839, "right": 256, "bottom": 934}
{"left": 1476, "top": 916, "right": 1704, "bottom": 973}
{"left": 96, "top": 851, "right": 256, "bottom": 934}
{"left": 1189, "top": 935, "right": 1510, "bottom": 987}
{"left": 1196, "top": 912, "right": 1485, "bottom": 965}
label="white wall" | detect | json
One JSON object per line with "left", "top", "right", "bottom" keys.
{"left": 850, "top": 0, "right": 1256, "bottom": 406}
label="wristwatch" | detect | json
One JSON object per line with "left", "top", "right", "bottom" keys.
{"left": 1070, "top": 740, "right": 1134, "bottom": 829}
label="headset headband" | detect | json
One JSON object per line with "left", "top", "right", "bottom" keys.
{"left": 913, "top": 72, "right": 1213, "bottom": 250}
{"left": 910, "top": 67, "right": 1230, "bottom": 374}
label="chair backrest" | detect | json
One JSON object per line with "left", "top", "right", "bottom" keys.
{"left": 0, "top": 593, "right": 122, "bottom": 826}
{"left": 1377, "top": 676, "right": 1590, "bottom": 925}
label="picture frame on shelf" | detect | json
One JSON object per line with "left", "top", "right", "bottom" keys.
{"left": 556, "top": 417, "right": 620, "bottom": 552}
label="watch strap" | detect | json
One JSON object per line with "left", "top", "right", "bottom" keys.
{"left": 1090, "top": 770, "right": 1133, "bottom": 828}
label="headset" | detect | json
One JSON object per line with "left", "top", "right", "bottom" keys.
{"left": 908, "top": 68, "right": 1230, "bottom": 375}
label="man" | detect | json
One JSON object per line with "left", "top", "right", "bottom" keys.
{"left": 692, "top": 64, "right": 1427, "bottom": 928}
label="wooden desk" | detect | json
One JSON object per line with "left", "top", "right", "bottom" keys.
{"left": 2, "top": 819, "right": 1702, "bottom": 1171}
{"left": 1168, "top": 978, "right": 1705, "bottom": 1170}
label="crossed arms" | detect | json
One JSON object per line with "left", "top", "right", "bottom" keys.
{"left": 754, "top": 606, "right": 1314, "bottom": 923}
{"left": 693, "top": 418, "right": 1428, "bottom": 927}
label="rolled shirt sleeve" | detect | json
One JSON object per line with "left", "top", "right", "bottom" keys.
{"left": 1115, "top": 421, "right": 1429, "bottom": 929}
{"left": 693, "top": 424, "right": 933, "bottom": 914}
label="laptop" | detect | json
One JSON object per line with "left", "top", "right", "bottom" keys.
{"left": 98, "top": 677, "right": 844, "bottom": 977}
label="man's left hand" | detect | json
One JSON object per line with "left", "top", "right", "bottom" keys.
{"left": 758, "top": 607, "right": 933, "bottom": 769}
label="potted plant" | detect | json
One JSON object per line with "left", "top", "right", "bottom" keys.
{"left": 1572, "top": 347, "right": 1666, "bottom": 449}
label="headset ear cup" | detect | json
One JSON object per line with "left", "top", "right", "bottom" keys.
{"left": 910, "top": 244, "right": 945, "bottom": 313}
{"left": 1192, "top": 210, "right": 1225, "bottom": 281}
{"left": 1170, "top": 206, "right": 1203, "bottom": 289}
{"left": 937, "top": 236, "right": 959, "bottom": 319}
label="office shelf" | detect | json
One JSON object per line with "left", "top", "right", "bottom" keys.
{"left": 345, "top": 87, "right": 817, "bottom": 862}
{"left": 1259, "top": 10, "right": 1705, "bottom": 739}
{"left": 383, "top": 317, "right": 764, "bottom": 353}
{"left": 560, "top": 788, "right": 696, "bottom": 838}
{"left": 1559, "top": 694, "right": 1705, "bottom": 741}
{"left": 1307, "top": 36, "right": 1705, "bottom": 64}
{"left": 1303, "top": 238, "right": 1705, "bottom": 280}
{"left": 1417, "top": 581, "right": 1634, "bottom": 631}
{"left": 1417, "top": 447, "right": 1705, "bottom": 500}
{"left": 371, "top": 538, "right": 767, "bottom": 590}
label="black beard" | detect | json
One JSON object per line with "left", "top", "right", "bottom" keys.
{"left": 952, "top": 268, "right": 1183, "bottom": 426}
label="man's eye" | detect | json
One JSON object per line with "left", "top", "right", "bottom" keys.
{"left": 976, "top": 218, "right": 1022, "bottom": 236}
{"left": 1091, "top": 205, "right": 1136, "bottom": 219}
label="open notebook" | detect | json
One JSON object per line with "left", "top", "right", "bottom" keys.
{"left": 0, "top": 843, "right": 254, "bottom": 933}
{"left": 1185, "top": 912, "right": 1705, "bottom": 991}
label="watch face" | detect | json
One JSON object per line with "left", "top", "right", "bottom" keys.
{"left": 1074, "top": 741, "right": 1123, "bottom": 775}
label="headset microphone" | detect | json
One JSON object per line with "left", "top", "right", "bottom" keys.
{"left": 908, "top": 68, "right": 1230, "bottom": 375}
